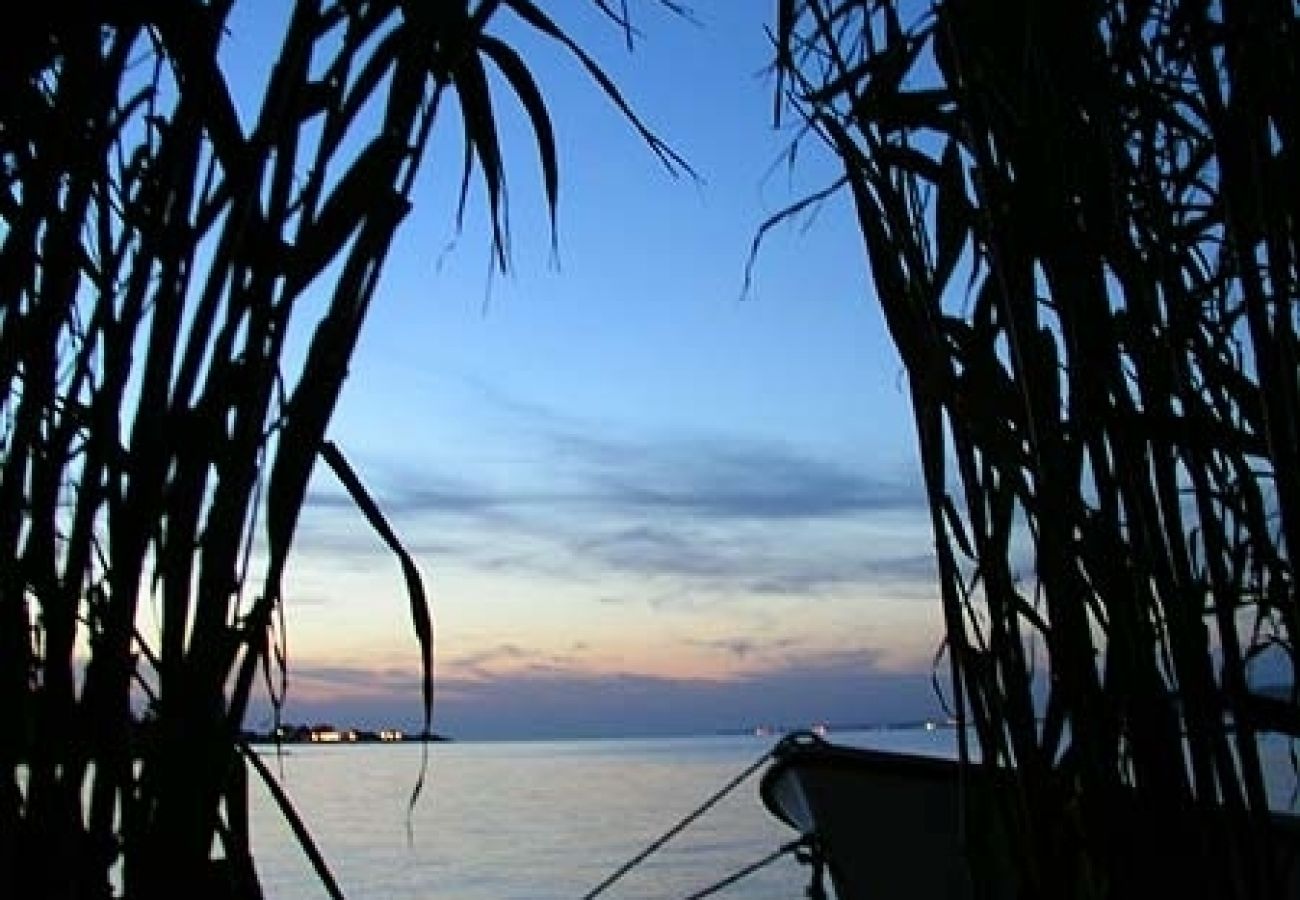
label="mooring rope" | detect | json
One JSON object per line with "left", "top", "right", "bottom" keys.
{"left": 678, "top": 835, "right": 821, "bottom": 900}
{"left": 581, "top": 738, "right": 787, "bottom": 900}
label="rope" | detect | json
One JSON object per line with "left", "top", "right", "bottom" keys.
{"left": 581, "top": 740, "right": 783, "bottom": 900}
{"left": 679, "top": 836, "right": 816, "bottom": 900}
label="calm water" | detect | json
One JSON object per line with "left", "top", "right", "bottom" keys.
{"left": 247, "top": 729, "right": 1299, "bottom": 900}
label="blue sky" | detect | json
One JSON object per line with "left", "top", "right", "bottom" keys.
{"left": 233, "top": 3, "right": 952, "bottom": 739}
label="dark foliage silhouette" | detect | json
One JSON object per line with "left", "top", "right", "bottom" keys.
{"left": 770, "top": 1, "right": 1298, "bottom": 896}
{"left": 0, "top": 2, "right": 682, "bottom": 897}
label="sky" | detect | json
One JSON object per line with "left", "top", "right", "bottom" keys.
{"left": 229, "top": 2, "right": 952, "bottom": 739}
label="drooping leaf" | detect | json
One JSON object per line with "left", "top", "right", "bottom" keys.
{"left": 319, "top": 441, "right": 434, "bottom": 749}
{"left": 449, "top": 41, "right": 508, "bottom": 268}
{"left": 503, "top": 0, "right": 693, "bottom": 177}
{"left": 478, "top": 33, "right": 559, "bottom": 250}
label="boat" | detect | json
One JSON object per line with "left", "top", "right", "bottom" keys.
{"left": 760, "top": 731, "right": 1016, "bottom": 900}
{"left": 760, "top": 731, "right": 1300, "bottom": 900}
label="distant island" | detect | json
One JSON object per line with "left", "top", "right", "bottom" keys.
{"left": 242, "top": 724, "right": 450, "bottom": 745}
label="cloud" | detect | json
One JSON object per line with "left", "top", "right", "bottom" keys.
{"left": 870, "top": 553, "right": 938, "bottom": 582}
{"left": 586, "top": 438, "right": 922, "bottom": 521}
{"left": 595, "top": 595, "right": 636, "bottom": 606}
{"left": 577, "top": 525, "right": 738, "bottom": 579}
{"left": 306, "top": 476, "right": 520, "bottom": 522}
{"left": 286, "top": 386, "right": 938, "bottom": 610}
{"left": 449, "top": 643, "right": 529, "bottom": 678}
{"left": 446, "top": 642, "right": 590, "bottom": 679}
{"left": 328, "top": 410, "right": 923, "bottom": 530}
{"left": 265, "top": 664, "right": 421, "bottom": 706}
{"left": 572, "top": 525, "right": 937, "bottom": 605}
{"left": 683, "top": 635, "right": 800, "bottom": 660}
{"left": 741, "top": 558, "right": 898, "bottom": 598}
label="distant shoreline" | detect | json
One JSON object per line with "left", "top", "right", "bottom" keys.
{"left": 242, "top": 726, "right": 451, "bottom": 746}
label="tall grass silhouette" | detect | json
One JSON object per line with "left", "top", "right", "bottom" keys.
{"left": 770, "top": 2, "right": 1297, "bottom": 896}
{"left": 0, "top": 3, "right": 684, "bottom": 897}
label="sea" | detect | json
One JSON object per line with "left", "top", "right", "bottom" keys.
{"left": 246, "top": 728, "right": 1300, "bottom": 900}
